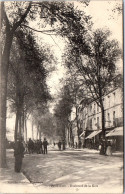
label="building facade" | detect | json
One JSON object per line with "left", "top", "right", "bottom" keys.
{"left": 78, "top": 87, "right": 123, "bottom": 150}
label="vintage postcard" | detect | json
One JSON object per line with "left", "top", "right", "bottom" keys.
{"left": 0, "top": 0, "right": 123, "bottom": 193}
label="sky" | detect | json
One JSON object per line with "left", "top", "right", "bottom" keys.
{"left": 43, "top": 0, "right": 123, "bottom": 96}
{"left": 28, "top": 0, "right": 123, "bottom": 97}
{"left": 6, "top": 0, "right": 123, "bottom": 141}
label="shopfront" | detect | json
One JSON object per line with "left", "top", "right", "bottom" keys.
{"left": 84, "top": 130, "right": 102, "bottom": 149}
{"left": 106, "top": 126, "right": 123, "bottom": 151}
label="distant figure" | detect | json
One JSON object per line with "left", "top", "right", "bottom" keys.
{"left": 100, "top": 140, "right": 106, "bottom": 155}
{"left": 25, "top": 142, "right": 28, "bottom": 154}
{"left": 99, "top": 141, "right": 104, "bottom": 155}
{"left": 106, "top": 142, "right": 112, "bottom": 156}
{"left": 62, "top": 140, "right": 65, "bottom": 150}
{"left": 14, "top": 138, "right": 25, "bottom": 173}
{"left": 43, "top": 138, "right": 48, "bottom": 154}
{"left": 28, "top": 138, "right": 34, "bottom": 154}
{"left": 36, "top": 140, "right": 41, "bottom": 154}
{"left": 79, "top": 141, "right": 82, "bottom": 149}
{"left": 39, "top": 140, "right": 43, "bottom": 154}
{"left": 75, "top": 142, "right": 78, "bottom": 149}
{"left": 58, "top": 141, "right": 61, "bottom": 151}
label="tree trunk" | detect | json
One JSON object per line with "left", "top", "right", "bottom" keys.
{"left": 37, "top": 126, "right": 39, "bottom": 140}
{"left": 70, "top": 126, "right": 74, "bottom": 147}
{"left": 39, "top": 125, "right": 41, "bottom": 140}
{"left": 63, "top": 126, "right": 66, "bottom": 150}
{"left": 14, "top": 110, "right": 19, "bottom": 143}
{"left": 19, "top": 114, "right": 22, "bottom": 137}
{"left": 22, "top": 109, "right": 24, "bottom": 139}
{"left": 76, "top": 106, "right": 81, "bottom": 147}
{"left": 67, "top": 127, "right": 70, "bottom": 147}
{"left": 101, "top": 105, "right": 105, "bottom": 138}
{"left": 32, "top": 121, "right": 34, "bottom": 140}
{"left": 0, "top": 31, "right": 13, "bottom": 167}
{"left": 24, "top": 116, "right": 27, "bottom": 142}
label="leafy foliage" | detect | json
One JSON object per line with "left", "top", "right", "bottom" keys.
{"left": 8, "top": 29, "right": 54, "bottom": 116}
{"left": 64, "top": 28, "right": 121, "bottom": 104}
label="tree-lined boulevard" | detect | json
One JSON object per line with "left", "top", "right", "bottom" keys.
{"left": 0, "top": 1, "right": 123, "bottom": 193}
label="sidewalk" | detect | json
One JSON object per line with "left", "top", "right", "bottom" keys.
{"left": 65, "top": 147, "right": 123, "bottom": 157}
{"left": 0, "top": 149, "right": 38, "bottom": 193}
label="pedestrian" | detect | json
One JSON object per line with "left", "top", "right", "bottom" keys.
{"left": 43, "top": 138, "right": 48, "bottom": 154}
{"left": 25, "top": 142, "right": 28, "bottom": 154}
{"left": 79, "top": 141, "right": 82, "bottom": 149}
{"left": 36, "top": 140, "right": 41, "bottom": 154}
{"left": 75, "top": 142, "right": 78, "bottom": 149}
{"left": 62, "top": 140, "right": 65, "bottom": 150}
{"left": 106, "top": 141, "right": 112, "bottom": 156}
{"left": 14, "top": 137, "right": 25, "bottom": 173}
{"left": 58, "top": 141, "right": 61, "bottom": 151}
{"left": 99, "top": 140, "right": 105, "bottom": 155}
{"left": 40, "top": 139, "right": 43, "bottom": 154}
{"left": 28, "top": 138, "right": 34, "bottom": 154}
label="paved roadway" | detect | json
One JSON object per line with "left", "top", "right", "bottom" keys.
{"left": 22, "top": 147, "right": 123, "bottom": 193}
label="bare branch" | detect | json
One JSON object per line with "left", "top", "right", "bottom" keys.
{"left": 2, "top": 2, "right": 11, "bottom": 32}
{"left": 21, "top": 24, "right": 57, "bottom": 35}
{"left": 12, "top": 2, "right": 32, "bottom": 32}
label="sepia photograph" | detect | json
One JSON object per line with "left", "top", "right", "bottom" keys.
{"left": 0, "top": 0, "right": 123, "bottom": 193}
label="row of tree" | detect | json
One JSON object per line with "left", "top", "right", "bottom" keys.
{"left": 7, "top": 29, "right": 54, "bottom": 142}
{"left": 0, "top": 1, "right": 122, "bottom": 167}
{"left": 1, "top": 1, "right": 92, "bottom": 167}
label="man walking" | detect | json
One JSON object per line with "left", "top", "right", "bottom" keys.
{"left": 58, "top": 141, "right": 61, "bottom": 151}
{"left": 43, "top": 138, "right": 48, "bottom": 154}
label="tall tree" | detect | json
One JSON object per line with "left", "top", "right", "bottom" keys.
{"left": 54, "top": 85, "right": 73, "bottom": 148}
{"left": 64, "top": 29, "right": 121, "bottom": 138}
{"left": 1, "top": 2, "right": 32, "bottom": 167}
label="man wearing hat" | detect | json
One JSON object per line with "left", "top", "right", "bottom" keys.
{"left": 43, "top": 138, "right": 48, "bottom": 154}
{"left": 14, "top": 136, "right": 25, "bottom": 173}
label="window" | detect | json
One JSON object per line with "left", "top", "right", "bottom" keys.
{"left": 97, "top": 117, "right": 99, "bottom": 126}
{"left": 108, "top": 113, "right": 110, "bottom": 127}
{"left": 113, "top": 111, "right": 116, "bottom": 126}
{"left": 113, "top": 92, "right": 115, "bottom": 105}
{"left": 90, "top": 119, "right": 92, "bottom": 129}
{"left": 113, "top": 111, "right": 115, "bottom": 121}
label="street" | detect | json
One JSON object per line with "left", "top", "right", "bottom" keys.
{"left": 21, "top": 147, "right": 123, "bottom": 193}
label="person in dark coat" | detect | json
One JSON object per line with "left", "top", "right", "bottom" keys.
{"left": 39, "top": 140, "right": 43, "bottom": 154}
{"left": 28, "top": 138, "right": 34, "bottom": 154}
{"left": 100, "top": 139, "right": 106, "bottom": 155}
{"left": 36, "top": 140, "right": 40, "bottom": 154}
{"left": 62, "top": 140, "right": 65, "bottom": 150}
{"left": 14, "top": 138, "right": 25, "bottom": 173}
{"left": 43, "top": 138, "right": 48, "bottom": 154}
{"left": 58, "top": 141, "right": 61, "bottom": 151}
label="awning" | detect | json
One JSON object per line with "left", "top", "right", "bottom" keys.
{"left": 106, "top": 127, "right": 123, "bottom": 137}
{"left": 79, "top": 131, "right": 85, "bottom": 137}
{"left": 85, "top": 130, "right": 102, "bottom": 139}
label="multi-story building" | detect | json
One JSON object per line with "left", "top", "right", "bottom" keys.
{"left": 79, "top": 87, "right": 123, "bottom": 151}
